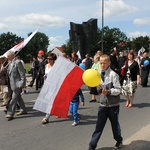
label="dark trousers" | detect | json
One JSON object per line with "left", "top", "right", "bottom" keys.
{"left": 29, "top": 70, "right": 37, "bottom": 86}
{"left": 36, "top": 73, "right": 44, "bottom": 90}
{"left": 141, "top": 69, "right": 149, "bottom": 87}
{"left": 89, "top": 106, "right": 123, "bottom": 149}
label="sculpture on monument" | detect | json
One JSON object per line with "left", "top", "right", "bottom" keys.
{"left": 69, "top": 18, "right": 98, "bottom": 59}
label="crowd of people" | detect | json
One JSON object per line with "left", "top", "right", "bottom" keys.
{"left": 0, "top": 48, "right": 150, "bottom": 150}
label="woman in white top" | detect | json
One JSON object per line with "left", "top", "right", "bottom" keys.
{"left": 41, "top": 53, "right": 57, "bottom": 124}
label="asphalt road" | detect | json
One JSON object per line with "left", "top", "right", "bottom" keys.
{"left": 0, "top": 82, "right": 150, "bottom": 150}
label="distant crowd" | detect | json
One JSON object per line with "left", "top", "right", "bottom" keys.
{"left": 0, "top": 49, "right": 150, "bottom": 110}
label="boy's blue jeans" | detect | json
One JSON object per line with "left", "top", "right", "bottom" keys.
{"left": 69, "top": 101, "right": 79, "bottom": 123}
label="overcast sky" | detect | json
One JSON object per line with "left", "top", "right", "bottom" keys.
{"left": 0, "top": 0, "right": 150, "bottom": 50}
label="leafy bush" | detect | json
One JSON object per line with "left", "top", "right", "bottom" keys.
{"left": 24, "top": 63, "right": 30, "bottom": 74}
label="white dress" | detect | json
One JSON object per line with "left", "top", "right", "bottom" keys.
{"left": 44, "top": 64, "right": 52, "bottom": 79}
{"left": 121, "top": 69, "right": 137, "bottom": 96}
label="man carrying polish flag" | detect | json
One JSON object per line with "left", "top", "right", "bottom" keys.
{"left": 33, "top": 56, "right": 84, "bottom": 118}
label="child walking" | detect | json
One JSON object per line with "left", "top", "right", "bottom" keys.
{"left": 69, "top": 88, "right": 85, "bottom": 126}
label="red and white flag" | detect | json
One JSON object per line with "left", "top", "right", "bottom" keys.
{"left": 33, "top": 56, "right": 84, "bottom": 118}
{"left": 2, "top": 28, "right": 39, "bottom": 57}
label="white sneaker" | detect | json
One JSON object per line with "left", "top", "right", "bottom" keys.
{"left": 71, "top": 122, "right": 78, "bottom": 126}
{"left": 21, "top": 91, "right": 24, "bottom": 95}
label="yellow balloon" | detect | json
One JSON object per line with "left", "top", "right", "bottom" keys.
{"left": 82, "top": 69, "right": 101, "bottom": 87}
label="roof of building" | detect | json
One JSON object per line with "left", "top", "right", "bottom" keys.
{"left": 53, "top": 47, "right": 64, "bottom": 53}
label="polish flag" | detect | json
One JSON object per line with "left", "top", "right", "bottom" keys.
{"left": 2, "top": 28, "right": 39, "bottom": 57}
{"left": 33, "top": 56, "right": 84, "bottom": 118}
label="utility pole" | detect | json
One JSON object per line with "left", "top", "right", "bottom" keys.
{"left": 101, "top": 0, "right": 104, "bottom": 53}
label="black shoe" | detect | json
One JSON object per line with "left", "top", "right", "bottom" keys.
{"left": 113, "top": 141, "right": 122, "bottom": 150}
{"left": 28, "top": 84, "right": 33, "bottom": 87}
{"left": 88, "top": 148, "right": 95, "bottom": 150}
{"left": 89, "top": 99, "right": 97, "bottom": 103}
{"left": 8, "top": 117, "right": 14, "bottom": 121}
{"left": 142, "top": 85, "right": 147, "bottom": 87}
{"left": 4, "top": 109, "right": 7, "bottom": 114}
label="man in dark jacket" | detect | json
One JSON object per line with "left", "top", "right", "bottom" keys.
{"left": 84, "top": 54, "right": 93, "bottom": 70}
{"left": 109, "top": 49, "right": 119, "bottom": 74}
{"left": 36, "top": 50, "right": 47, "bottom": 90}
{"left": 118, "top": 51, "right": 127, "bottom": 85}
{"left": 140, "top": 52, "right": 150, "bottom": 87}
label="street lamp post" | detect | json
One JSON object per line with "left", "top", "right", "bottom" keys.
{"left": 101, "top": 0, "right": 104, "bottom": 53}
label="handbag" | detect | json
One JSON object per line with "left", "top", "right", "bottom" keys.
{"left": 120, "top": 67, "right": 125, "bottom": 76}
{"left": 120, "top": 61, "right": 127, "bottom": 76}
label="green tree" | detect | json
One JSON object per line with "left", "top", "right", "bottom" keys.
{"left": 61, "top": 39, "right": 72, "bottom": 56}
{"left": 96, "top": 26, "right": 129, "bottom": 54}
{"left": 22, "top": 32, "right": 49, "bottom": 62}
{"left": 0, "top": 32, "right": 23, "bottom": 55}
{"left": 131, "top": 36, "right": 150, "bottom": 53}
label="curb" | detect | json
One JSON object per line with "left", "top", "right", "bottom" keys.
{"left": 123, "top": 124, "right": 150, "bottom": 149}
